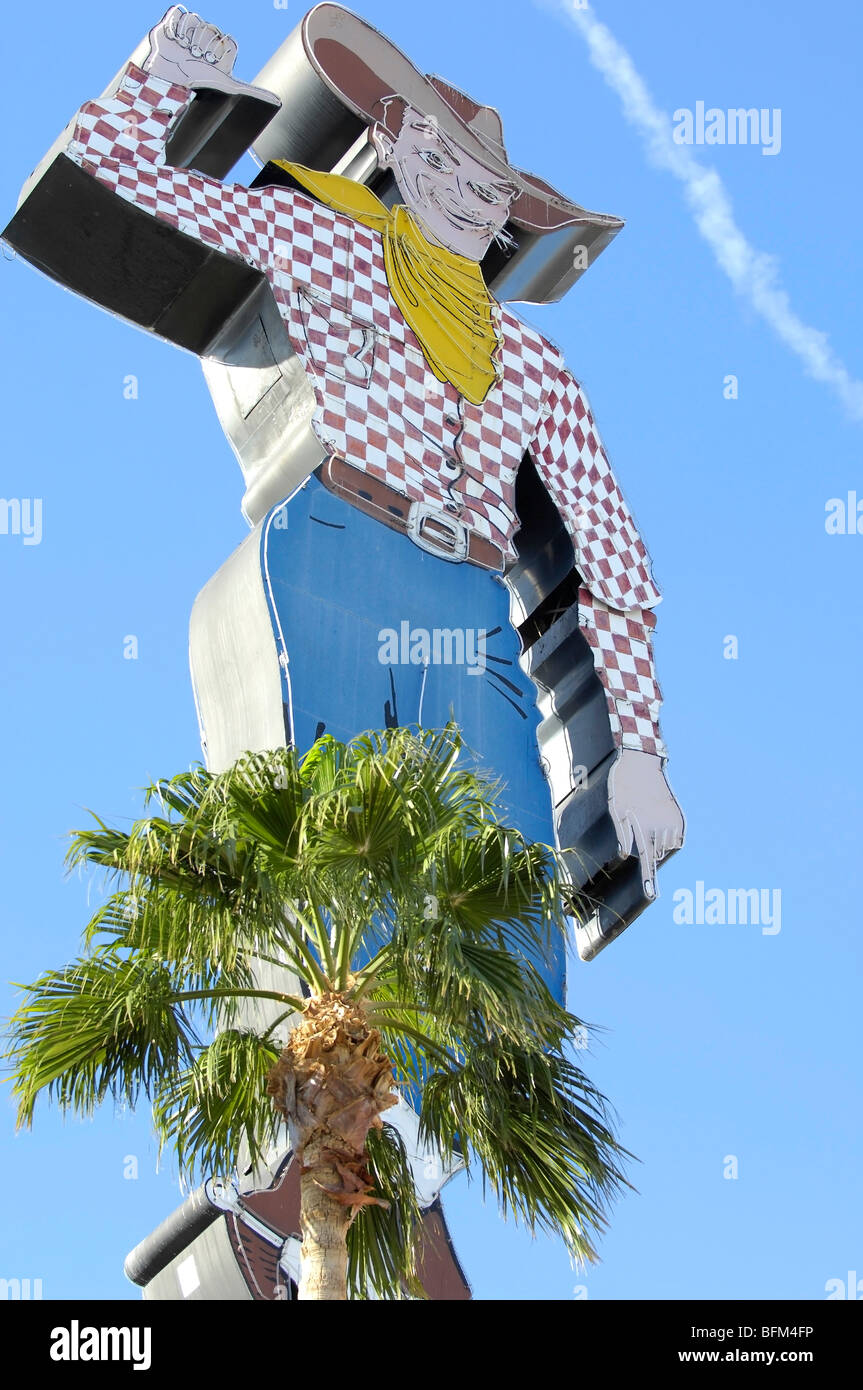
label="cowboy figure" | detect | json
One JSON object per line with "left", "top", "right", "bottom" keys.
{"left": 22, "top": 2, "right": 685, "bottom": 914}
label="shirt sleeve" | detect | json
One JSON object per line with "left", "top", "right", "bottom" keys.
{"left": 65, "top": 60, "right": 279, "bottom": 273}
{"left": 529, "top": 364, "right": 662, "bottom": 612}
{"left": 576, "top": 587, "right": 667, "bottom": 758}
{"left": 528, "top": 365, "right": 667, "bottom": 757}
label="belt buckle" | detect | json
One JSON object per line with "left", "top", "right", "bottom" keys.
{"left": 406, "top": 501, "right": 468, "bottom": 562}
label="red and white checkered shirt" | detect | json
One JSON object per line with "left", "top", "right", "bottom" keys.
{"left": 67, "top": 62, "right": 666, "bottom": 757}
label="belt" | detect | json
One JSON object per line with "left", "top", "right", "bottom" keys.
{"left": 316, "top": 456, "right": 504, "bottom": 571}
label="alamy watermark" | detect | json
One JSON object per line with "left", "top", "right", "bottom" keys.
{"left": 50, "top": 1322, "right": 151, "bottom": 1370}
{"left": 825, "top": 1271, "right": 862, "bottom": 1300}
{"left": 378, "top": 622, "right": 487, "bottom": 675}
{"left": 825, "top": 493, "right": 863, "bottom": 534}
{"left": 0, "top": 1277, "right": 43, "bottom": 1299}
{"left": 0, "top": 497, "right": 42, "bottom": 545}
{"left": 672, "top": 881, "right": 781, "bottom": 935}
{"left": 673, "top": 103, "right": 781, "bottom": 156}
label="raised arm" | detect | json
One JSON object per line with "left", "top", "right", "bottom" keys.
{"left": 529, "top": 364, "right": 684, "bottom": 896}
{"left": 65, "top": 7, "right": 281, "bottom": 272}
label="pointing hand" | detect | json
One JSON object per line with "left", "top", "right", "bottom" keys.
{"left": 607, "top": 749, "right": 685, "bottom": 900}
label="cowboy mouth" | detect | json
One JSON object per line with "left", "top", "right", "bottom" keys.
{"left": 423, "top": 182, "right": 499, "bottom": 232}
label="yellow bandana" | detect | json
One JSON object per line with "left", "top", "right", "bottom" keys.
{"left": 275, "top": 161, "right": 501, "bottom": 405}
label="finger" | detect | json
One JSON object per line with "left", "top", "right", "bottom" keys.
{"left": 658, "top": 818, "right": 684, "bottom": 857}
{"left": 630, "top": 812, "right": 656, "bottom": 899}
{"left": 607, "top": 768, "right": 631, "bottom": 861}
{"left": 213, "top": 34, "right": 237, "bottom": 69}
{"left": 208, "top": 35, "right": 233, "bottom": 68}
{"left": 189, "top": 20, "right": 220, "bottom": 58}
{"left": 610, "top": 807, "right": 633, "bottom": 862}
{"left": 175, "top": 10, "right": 197, "bottom": 44}
{"left": 185, "top": 19, "right": 205, "bottom": 56}
{"left": 162, "top": 5, "right": 187, "bottom": 41}
{"left": 197, "top": 24, "right": 223, "bottom": 59}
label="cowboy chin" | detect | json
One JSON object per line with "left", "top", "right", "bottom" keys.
{"left": 58, "top": 2, "right": 684, "bottom": 910}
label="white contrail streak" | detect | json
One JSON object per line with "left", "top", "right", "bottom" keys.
{"left": 556, "top": 1, "right": 863, "bottom": 422}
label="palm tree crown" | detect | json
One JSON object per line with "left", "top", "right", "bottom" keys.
{"left": 5, "top": 725, "right": 631, "bottom": 1299}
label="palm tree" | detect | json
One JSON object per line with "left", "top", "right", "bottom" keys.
{"left": 5, "top": 725, "right": 630, "bottom": 1300}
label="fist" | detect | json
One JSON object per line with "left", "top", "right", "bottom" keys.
{"left": 144, "top": 6, "right": 278, "bottom": 103}
{"left": 607, "top": 749, "right": 685, "bottom": 900}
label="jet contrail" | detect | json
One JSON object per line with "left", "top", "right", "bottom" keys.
{"left": 555, "top": 1, "right": 863, "bottom": 422}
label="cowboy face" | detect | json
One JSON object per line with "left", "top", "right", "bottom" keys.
{"left": 372, "top": 104, "right": 518, "bottom": 261}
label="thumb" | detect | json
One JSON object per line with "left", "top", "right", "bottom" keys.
{"left": 611, "top": 805, "right": 633, "bottom": 863}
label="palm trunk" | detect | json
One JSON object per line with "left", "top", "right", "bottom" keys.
{"left": 267, "top": 992, "right": 397, "bottom": 1300}
{"left": 298, "top": 1135, "right": 352, "bottom": 1300}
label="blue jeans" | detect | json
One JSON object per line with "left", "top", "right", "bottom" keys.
{"left": 260, "top": 475, "right": 566, "bottom": 1005}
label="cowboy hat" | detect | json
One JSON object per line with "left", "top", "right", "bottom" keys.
{"left": 299, "top": 2, "right": 623, "bottom": 236}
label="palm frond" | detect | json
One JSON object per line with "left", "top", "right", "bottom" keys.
{"left": 5, "top": 953, "right": 198, "bottom": 1126}
{"left": 420, "top": 1039, "right": 634, "bottom": 1265}
{"left": 153, "top": 1029, "right": 287, "bottom": 1181}
{"left": 347, "top": 1123, "right": 425, "bottom": 1300}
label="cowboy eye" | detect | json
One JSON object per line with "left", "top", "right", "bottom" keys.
{"left": 418, "top": 149, "right": 451, "bottom": 172}
{"left": 468, "top": 181, "right": 501, "bottom": 204}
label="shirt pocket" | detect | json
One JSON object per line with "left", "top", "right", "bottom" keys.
{"left": 296, "top": 288, "right": 377, "bottom": 387}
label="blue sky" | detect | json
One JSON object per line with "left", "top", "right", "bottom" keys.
{"left": 1, "top": 0, "right": 861, "bottom": 1300}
